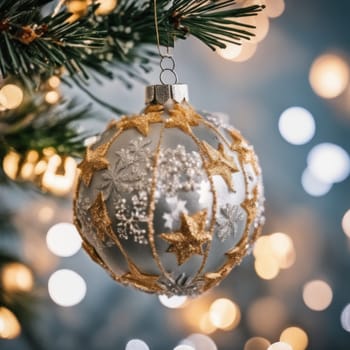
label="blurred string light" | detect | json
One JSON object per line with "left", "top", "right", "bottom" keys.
{"left": 301, "top": 168, "right": 332, "bottom": 197}
{"left": 180, "top": 334, "right": 217, "bottom": 350}
{"left": 46, "top": 222, "right": 82, "bottom": 257}
{"left": 307, "top": 143, "right": 350, "bottom": 184}
{"left": 0, "top": 84, "right": 24, "bottom": 110}
{"left": 309, "top": 54, "right": 349, "bottom": 99}
{"left": 253, "top": 233, "right": 295, "bottom": 280}
{"left": 199, "top": 313, "right": 217, "bottom": 334}
{"left": 267, "top": 342, "right": 293, "bottom": 350}
{"left": 0, "top": 307, "right": 21, "bottom": 339}
{"left": 340, "top": 304, "right": 350, "bottom": 332}
{"left": 302, "top": 280, "right": 333, "bottom": 311}
{"left": 1, "top": 263, "right": 34, "bottom": 292}
{"left": 159, "top": 295, "right": 187, "bottom": 309}
{"left": 342, "top": 210, "right": 350, "bottom": 238}
{"left": 48, "top": 269, "right": 86, "bottom": 307}
{"left": 2, "top": 148, "right": 77, "bottom": 196}
{"left": 125, "top": 339, "right": 150, "bottom": 350}
{"left": 280, "top": 327, "right": 309, "bottom": 350}
{"left": 244, "top": 337, "right": 271, "bottom": 350}
{"left": 278, "top": 107, "right": 315, "bottom": 145}
{"left": 209, "top": 298, "right": 240, "bottom": 330}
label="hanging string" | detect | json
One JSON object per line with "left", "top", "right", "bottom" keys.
{"left": 153, "top": 0, "right": 178, "bottom": 85}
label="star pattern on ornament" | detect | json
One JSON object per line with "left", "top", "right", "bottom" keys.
{"left": 228, "top": 129, "right": 256, "bottom": 164}
{"left": 165, "top": 103, "right": 202, "bottom": 133}
{"left": 160, "top": 210, "right": 212, "bottom": 265}
{"left": 121, "top": 262, "right": 160, "bottom": 292}
{"left": 89, "top": 192, "right": 115, "bottom": 246}
{"left": 201, "top": 142, "right": 239, "bottom": 192}
{"left": 78, "top": 142, "right": 110, "bottom": 187}
{"left": 116, "top": 111, "right": 162, "bottom": 136}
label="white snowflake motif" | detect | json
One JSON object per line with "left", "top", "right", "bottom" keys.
{"left": 216, "top": 204, "right": 244, "bottom": 242}
{"left": 158, "top": 273, "right": 205, "bottom": 297}
{"left": 197, "top": 180, "right": 211, "bottom": 206}
{"left": 162, "top": 196, "right": 188, "bottom": 230}
{"left": 157, "top": 145, "right": 204, "bottom": 196}
{"left": 99, "top": 137, "right": 153, "bottom": 198}
{"left": 114, "top": 191, "right": 149, "bottom": 245}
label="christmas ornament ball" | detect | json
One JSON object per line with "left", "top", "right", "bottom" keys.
{"left": 74, "top": 84, "right": 264, "bottom": 296}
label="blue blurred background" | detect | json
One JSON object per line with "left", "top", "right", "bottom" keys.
{"left": 1, "top": 0, "right": 350, "bottom": 349}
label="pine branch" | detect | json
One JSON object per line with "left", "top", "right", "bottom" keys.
{"left": 0, "top": 0, "right": 107, "bottom": 89}
{"left": 0, "top": 98, "right": 89, "bottom": 160}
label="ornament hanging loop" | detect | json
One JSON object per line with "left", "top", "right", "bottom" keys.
{"left": 159, "top": 55, "right": 178, "bottom": 85}
{"left": 153, "top": 0, "right": 179, "bottom": 85}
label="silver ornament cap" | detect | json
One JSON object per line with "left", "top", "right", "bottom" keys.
{"left": 145, "top": 84, "right": 189, "bottom": 105}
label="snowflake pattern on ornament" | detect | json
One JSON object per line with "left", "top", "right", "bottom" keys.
{"left": 162, "top": 196, "right": 188, "bottom": 230}
{"left": 157, "top": 145, "right": 204, "bottom": 196}
{"left": 216, "top": 203, "right": 245, "bottom": 242}
{"left": 114, "top": 191, "right": 149, "bottom": 245}
{"left": 158, "top": 273, "right": 205, "bottom": 297}
{"left": 99, "top": 137, "right": 153, "bottom": 197}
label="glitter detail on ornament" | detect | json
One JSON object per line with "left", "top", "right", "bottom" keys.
{"left": 158, "top": 273, "right": 205, "bottom": 297}
{"left": 157, "top": 145, "right": 204, "bottom": 196}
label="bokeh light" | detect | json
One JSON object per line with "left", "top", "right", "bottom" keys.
{"left": 0, "top": 307, "right": 21, "bottom": 339}
{"left": 38, "top": 205, "right": 55, "bottom": 223}
{"left": 247, "top": 297, "right": 288, "bottom": 337}
{"left": 340, "top": 304, "right": 350, "bottom": 332}
{"left": 199, "top": 313, "right": 217, "bottom": 334}
{"left": 250, "top": 12, "right": 270, "bottom": 43}
{"left": 48, "top": 76, "right": 61, "bottom": 89}
{"left": 234, "top": 43, "right": 258, "bottom": 63}
{"left": 269, "top": 232, "right": 296, "bottom": 269}
{"left": 303, "top": 280, "right": 333, "bottom": 311}
{"left": 217, "top": 43, "right": 242, "bottom": 61}
{"left": 244, "top": 337, "right": 271, "bottom": 350}
{"left": 95, "top": 0, "right": 118, "bottom": 15}
{"left": 181, "top": 334, "right": 217, "bottom": 350}
{"left": 278, "top": 107, "right": 316, "bottom": 145}
{"left": 1, "top": 262, "right": 34, "bottom": 292}
{"left": 342, "top": 210, "right": 350, "bottom": 238}
{"left": 209, "top": 298, "right": 239, "bottom": 329}
{"left": 280, "top": 327, "right": 308, "bottom": 350}
{"left": 45, "top": 91, "right": 60, "bottom": 104}
{"left": 254, "top": 255, "right": 280, "bottom": 280}
{"left": 264, "top": 0, "right": 285, "bottom": 18}
{"left": 301, "top": 168, "right": 333, "bottom": 197}
{"left": 309, "top": 54, "right": 349, "bottom": 99}
{"left": 267, "top": 342, "right": 293, "bottom": 350}
{"left": 2, "top": 151, "right": 20, "bottom": 180}
{"left": 307, "top": 143, "right": 350, "bottom": 184}
{"left": 48, "top": 269, "right": 87, "bottom": 307}
{"left": 125, "top": 339, "right": 150, "bottom": 350}
{"left": 0, "top": 84, "right": 24, "bottom": 109}
{"left": 159, "top": 295, "right": 187, "bottom": 309}
{"left": 46, "top": 222, "right": 82, "bottom": 257}
{"left": 174, "top": 346, "right": 195, "bottom": 350}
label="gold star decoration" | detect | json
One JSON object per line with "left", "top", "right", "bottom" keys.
{"left": 160, "top": 210, "right": 212, "bottom": 265}
{"left": 121, "top": 262, "right": 161, "bottom": 293}
{"left": 116, "top": 111, "right": 163, "bottom": 136}
{"left": 165, "top": 103, "right": 203, "bottom": 133}
{"left": 89, "top": 192, "right": 114, "bottom": 244}
{"left": 201, "top": 141, "right": 239, "bottom": 192}
{"left": 78, "top": 143, "right": 110, "bottom": 187}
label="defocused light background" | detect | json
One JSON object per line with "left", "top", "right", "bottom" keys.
{"left": 1, "top": 0, "right": 350, "bottom": 349}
